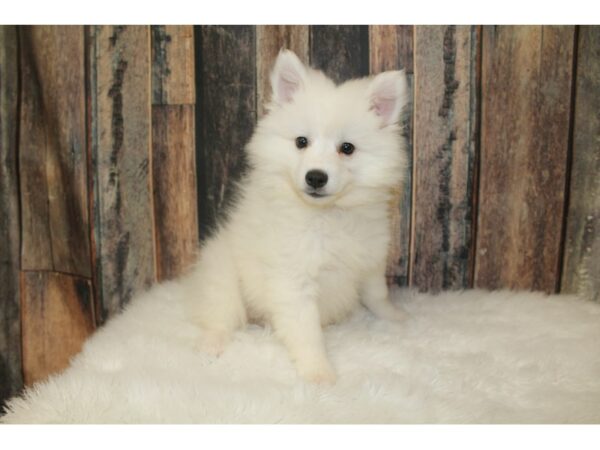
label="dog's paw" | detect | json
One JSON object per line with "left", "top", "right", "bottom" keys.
{"left": 195, "top": 330, "right": 230, "bottom": 356}
{"left": 298, "top": 361, "right": 337, "bottom": 385}
{"left": 384, "top": 306, "right": 408, "bottom": 323}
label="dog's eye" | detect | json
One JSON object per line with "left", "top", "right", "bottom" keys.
{"left": 339, "top": 142, "right": 355, "bottom": 155}
{"left": 295, "top": 136, "right": 309, "bottom": 149}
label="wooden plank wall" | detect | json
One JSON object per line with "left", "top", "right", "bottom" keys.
{"left": 0, "top": 25, "right": 198, "bottom": 409}
{"left": 1, "top": 25, "right": 599, "bottom": 409}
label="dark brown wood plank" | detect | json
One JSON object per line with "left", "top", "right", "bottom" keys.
{"left": 309, "top": 26, "right": 369, "bottom": 83}
{"left": 152, "top": 105, "right": 199, "bottom": 281}
{"left": 151, "top": 25, "right": 195, "bottom": 105}
{"left": 0, "top": 25, "right": 23, "bottom": 408}
{"left": 369, "top": 25, "right": 414, "bottom": 287}
{"left": 410, "top": 26, "right": 479, "bottom": 292}
{"left": 475, "top": 26, "right": 575, "bottom": 293}
{"left": 21, "top": 271, "right": 95, "bottom": 386}
{"left": 196, "top": 25, "right": 256, "bottom": 239}
{"left": 562, "top": 26, "right": 600, "bottom": 302}
{"left": 256, "top": 26, "right": 309, "bottom": 117}
{"left": 19, "top": 26, "right": 91, "bottom": 276}
{"left": 89, "top": 26, "right": 155, "bottom": 322}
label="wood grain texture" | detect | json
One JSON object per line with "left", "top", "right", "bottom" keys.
{"left": 0, "top": 25, "right": 23, "bottom": 408}
{"left": 410, "top": 26, "right": 479, "bottom": 291}
{"left": 369, "top": 25, "right": 414, "bottom": 287}
{"left": 151, "top": 25, "right": 195, "bottom": 105}
{"left": 562, "top": 26, "right": 600, "bottom": 302}
{"left": 196, "top": 26, "right": 256, "bottom": 239}
{"left": 89, "top": 26, "right": 155, "bottom": 322}
{"left": 309, "top": 26, "right": 369, "bottom": 83}
{"left": 256, "top": 26, "right": 309, "bottom": 117}
{"left": 475, "top": 26, "right": 575, "bottom": 293}
{"left": 21, "top": 271, "right": 95, "bottom": 386}
{"left": 19, "top": 26, "right": 91, "bottom": 276}
{"left": 152, "top": 105, "right": 199, "bottom": 281}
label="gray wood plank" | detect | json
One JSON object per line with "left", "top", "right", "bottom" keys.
{"left": 411, "top": 26, "right": 479, "bottom": 291}
{"left": 196, "top": 25, "right": 256, "bottom": 240}
{"left": 562, "top": 26, "right": 600, "bottom": 301}
{"left": 89, "top": 25, "right": 155, "bottom": 323}
{"left": 0, "top": 25, "right": 23, "bottom": 409}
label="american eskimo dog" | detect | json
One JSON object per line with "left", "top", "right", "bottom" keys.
{"left": 182, "top": 50, "right": 409, "bottom": 383}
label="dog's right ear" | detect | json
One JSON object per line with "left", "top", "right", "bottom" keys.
{"left": 271, "top": 50, "right": 307, "bottom": 105}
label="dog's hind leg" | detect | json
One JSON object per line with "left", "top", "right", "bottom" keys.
{"left": 182, "top": 237, "right": 246, "bottom": 356}
{"left": 359, "top": 269, "right": 407, "bottom": 322}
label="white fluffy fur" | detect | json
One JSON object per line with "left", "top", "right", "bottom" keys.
{"left": 180, "top": 50, "right": 409, "bottom": 383}
{"left": 2, "top": 286, "right": 599, "bottom": 424}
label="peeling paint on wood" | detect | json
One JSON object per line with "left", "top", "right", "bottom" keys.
{"left": 411, "top": 26, "right": 479, "bottom": 291}
{"left": 152, "top": 26, "right": 194, "bottom": 105}
{"left": 89, "top": 25, "right": 155, "bottom": 323}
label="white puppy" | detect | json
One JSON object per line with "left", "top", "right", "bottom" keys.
{"left": 182, "top": 50, "right": 409, "bottom": 383}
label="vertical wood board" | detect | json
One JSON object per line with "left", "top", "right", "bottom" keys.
{"left": 475, "top": 26, "right": 575, "bottom": 292}
{"left": 309, "top": 26, "right": 370, "bottom": 83}
{"left": 196, "top": 26, "right": 256, "bottom": 240}
{"left": 151, "top": 25, "right": 195, "bottom": 105}
{"left": 411, "top": 25, "right": 479, "bottom": 291}
{"left": 89, "top": 25, "right": 155, "bottom": 322}
{"left": 21, "top": 271, "right": 95, "bottom": 386}
{"left": 562, "top": 26, "right": 600, "bottom": 301}
{"left": 369, "top": 25, "right": 414, "bottom": 287}
{"left": 0, "top": 25, "right": 23, "bottom": 408}
{"left": 152, "top": 105, "right": 199, "bottom": 280}
{"left": 19, "top": 26, "right": 91, "bottom": 276}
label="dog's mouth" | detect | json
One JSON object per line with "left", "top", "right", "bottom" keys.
{"left": 306, "top": 191, "right": 328, "bottom": 199}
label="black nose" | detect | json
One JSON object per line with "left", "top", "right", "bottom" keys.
{"left": 305, "top": 170, "right": 328, "bottom": 189}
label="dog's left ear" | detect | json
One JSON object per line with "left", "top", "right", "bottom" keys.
{"left": 271, "top": 49, "right": 307, "bottom": 105}
{"left": 368, "top": 70, "right": 409, "bottom": 127}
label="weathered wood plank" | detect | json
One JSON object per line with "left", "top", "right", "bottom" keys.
{"left": 256, "top": 26, "right": 309, "bottom": 117}
{"left": 196, "top": 26, "right": 256, "bottom": 239}
{"left": 562, "top": 26, "right": 600, "bottom": 302}
{"left": 0, "top": 25, "right": 23, "bottom": 409}
{"left": 21, "top": 271, "right": 95, "bottom": 386}
{"left": 475, "top": 26, "right": 574, "bottom": 293}
{"left": 369, "top": 25, "right": 414, "bottom": 287}
{"left": 309, "top": 26, "right": 369, "bottom": 83}
{"left": 152, "top": 105, "right": 199, "bottom": 281}
{"left": 410, "top": 26, "right": 479, "bottom": 291}
{"left": 89, "top": 26, "right": 155, "bottom": 322}
{"left": 151, "top": 25, "right": 195, "bottom": 105}
{"left": 19, "top": 26, "right": 91, "bottom": 276}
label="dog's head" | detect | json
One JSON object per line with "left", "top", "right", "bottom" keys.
{"left": 248, "top": 50, "right": 409, "bottom": 208}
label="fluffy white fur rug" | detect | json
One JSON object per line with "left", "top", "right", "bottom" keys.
{"left": 2, "top": 283, "right": 600, "bottom": 424}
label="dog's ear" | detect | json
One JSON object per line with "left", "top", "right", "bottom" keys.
{"left": 271, "top": 49, "right": 307, "bottom": 105}
{"left": 368, "top": 70, "right": 409, "bottom": 127}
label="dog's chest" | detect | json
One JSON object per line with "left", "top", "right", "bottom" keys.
{"left": 290, "top": 209, "right": 388, "bottom": 277}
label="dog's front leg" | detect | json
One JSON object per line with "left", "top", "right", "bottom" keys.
{"left": 268, "top": 284, "right": 336, "bottom": 384}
